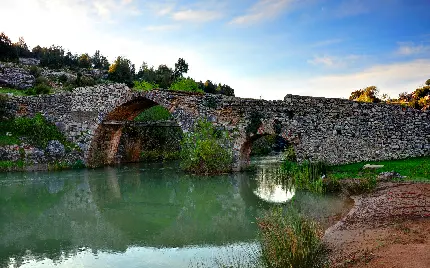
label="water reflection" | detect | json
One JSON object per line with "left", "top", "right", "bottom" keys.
{"left": 252, "top": 162, "right": 296, "bottom": 203}
{"left": 0, "top": 157, "right": 351, "bottom": 268}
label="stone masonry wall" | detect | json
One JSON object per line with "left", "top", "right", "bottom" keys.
{"left": 5, "top": 83, "right": 430, "bottom": 170}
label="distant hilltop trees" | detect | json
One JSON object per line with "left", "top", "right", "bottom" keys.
{"left": 0, "top": 32, "right": 235, "bottom": 96}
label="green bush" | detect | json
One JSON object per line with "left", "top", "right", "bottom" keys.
{"left": 170, "top": 78, "right": 204, "bottom": 93}
{"left": 140, "top": 149, "right": 180, "bottom": 162}
{"left": 251, "top": 135, "right": 276, "bottom": 156}
{"left": 26, "top": 83, "right": 51, "bottom": 95}
{"left": 257, "top": 207, "right": 328, "bottom": 268}
{"left": 133, "top": 80, "right": 158, "bottom": 91}
{"left": 134, "top": 105, "right": 172, "bottom": 122}
{"left": 0, "top": 113, "right": 70, "bottom": 148}
{"left": 29, "top": 66, "right": 41, "bottom": 77}
{"left": 180, "top": 120, "right": 233, "bottom": 174}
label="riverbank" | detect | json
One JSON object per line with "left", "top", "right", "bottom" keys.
{"left": 324, "top": 181, "right": 430, "bottom": 267}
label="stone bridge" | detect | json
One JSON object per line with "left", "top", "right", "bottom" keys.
{"left": 8, "top": 83, "right": 430, "bottom": 170}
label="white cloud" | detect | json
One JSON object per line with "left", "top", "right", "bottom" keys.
{"left": 307, "top": 55, "right": 362, "bottom": 68}
{"left": 396, "top": 42, "right": 430, "bottom": 56}
{"left": 310, "top": 38, "right": 343, "bottom": 47}
{"left": 172, "top": 9, "right": 222, "bottom": 22}
{"left": 230, "top": 0, "right": 293, "bottom": 25}
{"left": 143, "top": 24, "right": 179, "bottom": 32}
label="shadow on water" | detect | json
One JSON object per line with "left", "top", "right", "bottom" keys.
{"left": 0, "top": 156, "right": 352, "bottom": 268}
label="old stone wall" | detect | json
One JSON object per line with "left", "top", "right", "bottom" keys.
{"left": 5, "top": 83, "right": 430, "bottom": 170}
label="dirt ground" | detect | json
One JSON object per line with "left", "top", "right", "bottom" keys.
{"left": 324, "top": 182, "right": 430, "bottom": 268}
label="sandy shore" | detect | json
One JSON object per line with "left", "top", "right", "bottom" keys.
{"left": 324, "top": 182, "right": 430, "bottom": 268}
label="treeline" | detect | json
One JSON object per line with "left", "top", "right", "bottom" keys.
{"left": 0, "top": 32, "right": 235, "bottom": 96}
{"left": 349, "top": 79, "right": 430, "bottom": 110}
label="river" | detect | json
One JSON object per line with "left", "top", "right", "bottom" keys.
{"left": 0, "top": 156, "right": 351, "bottom": 268}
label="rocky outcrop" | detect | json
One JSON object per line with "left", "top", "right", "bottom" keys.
{"left": 0, "top": 62, "right": 35, "bottom": 89}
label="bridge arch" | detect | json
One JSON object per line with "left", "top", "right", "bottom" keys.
{"left": 86, "top": 94, "right": 191, "bottom": 167}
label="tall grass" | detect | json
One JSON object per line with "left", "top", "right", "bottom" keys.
{"left": 257, "top": 207, "right": 328, "bottom": 268}
{"left": 282, "top": 161, "right": 327, "bottom": 194}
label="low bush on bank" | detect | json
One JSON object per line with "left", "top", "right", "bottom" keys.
{"left": 170, "top": 77, "right": 204, "bottom": 93}
{"left": 257, "top": 207, "right": 328, "bottom": 268}
{"left": 180, "top": 119, "right": 232, "bottom": 175}
{"left": 0, "top": 113, "right": 72, "bottom": 148}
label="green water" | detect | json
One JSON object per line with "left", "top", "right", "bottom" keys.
{"left": 0, "top": 156, "right": 351, "bottom": 268}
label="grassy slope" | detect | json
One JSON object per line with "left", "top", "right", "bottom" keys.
{"left": 0, "top": 88, "right": 26, "bottom": 96}
{"left": 328, "top": 157, "right": 430, "bottom": 182}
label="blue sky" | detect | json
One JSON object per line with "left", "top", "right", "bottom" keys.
{"left": 1, "top": 0, "right": 430, "bottom": 99}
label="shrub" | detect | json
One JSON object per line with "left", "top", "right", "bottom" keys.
{"left": 170, "top": 77, "right": 203, "bottom": 93}
{"left": 26, "top": 83, "right": 51, "bottom": 95}
{"left": 257, "top": 207, "right": 328, "bottom": 268}
{"left": 108, "top": 56, "right": 135, "bottom": 87}
{"left": 251, "top": 135, "right": 276, "bottom": 156}
{"left": 0, "top": 113, "right": 70, "bottom": 148}
{"left": 180, "top": 119, "right": 233, "bottom": 174}
{"left": 29, "top": 66, "right": 41, "bottom": 77}
{"left": 134, "top": 105, "right": 172, "bottom": 122}
{"left": 133, "top": 80, "right": 158, "bottom": 91}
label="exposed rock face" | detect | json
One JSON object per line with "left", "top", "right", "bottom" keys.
{"left": 19, "top": 58, "right": 40, "bottom": 66}
{"left": 5, "top": 84, "right": 430, "bottom": 170}
{"left": 46, "top": 140, "right": 65, "bottom": 158}
{"left": 0, "top": 62, "right": 35, "bottom": 89}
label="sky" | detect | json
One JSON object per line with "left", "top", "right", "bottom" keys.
{"left": 1, "top": 0, "right": 430, "bottom": 100}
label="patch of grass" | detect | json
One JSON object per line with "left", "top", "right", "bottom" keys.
{"left": 0, "top": 135, "right": 20, "bottom": 146}
{"left": 257, "top": 207, "right": 328, "bottom": 268}
{"left": 0, "top": 160, "right": 25, "bottom": 171}
{"left": 0, "top": 88, "right": 27, "bottom": 96}
{"left": 327, "top": 157, "right": 430, "bottom": 182}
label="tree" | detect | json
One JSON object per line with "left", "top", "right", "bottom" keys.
{"left": 12, "top": 37, "right": 31, "bottom": 58}
{"left": 92, "top": 50, "right": 110, "bottom": 70}
{"left": 426, "top": 79, "right": 430, "bottom": 86}
{"left": 32, "top": 45, "right": 43, "bottom": 59}
{"left": 155, "top": 64, "right": 174, "bottom": 88}
{"left": 0, "top": 32, "right": 17, "bottom": 61}
{"left": 349, "top": 86, "right": 380, "bottom": 103}
{"left": 108, "top": 56, "right": 135, "bottom": 87}
{"left": 219, "top": 84, "right": 235, "bottom": 96}
{"left": 39, "top": 45, "right": 65, "bottom": 69}
{"left": 203, "top": 80, "right": 216, "bottom": 94}
{"left": 173, "top": 58, "right": 189, "bottom": 80}
{"left": 78, "top": 53, "right": 91, "bottom": 69}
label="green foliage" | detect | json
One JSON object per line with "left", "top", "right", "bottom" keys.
{"left": 108, "top": 56, "right": 135, "bottom": 87}
{"left": 133, "top": 105, "right": 172, "bottom": 122}
{"left": 0, "top": 160, "right": 25, "bottom": 171}
{"left": 170, "top": 77, "right": 204, "bottom": 93}
{"left": 426, "top": 79, "right": 430, "bottom": 86}
{"left": 0, "top": 113, "right": 70, "bottom": 148}
{"left": 257, "top": 207, "right": 328, "bottom": 268}
{"left": 155, "top": 64, "right": 174, "bottom": 89}
{"left": 246, "top": 111, "right": 263, "bottom": 135}
{"left": 282, "top": 145, "right": 297, "bottom": 162}
{"left": 26, "top": 83, "right": 51, "bottom": 95}
{"left": 0, "top": 88, "right": 26, "bottom": 96}
{"left": 349, "top": 86, "right": 381, "bottom": 103}
{"left": 78, "top": 53, "right": 91, "bottom": 68}
{"left": 180, "top": 120, "right": 233, "bottom": 174}
{"left": 281, "top": 161, "right": 327, "bottom": 194}
{"left": 133, "top": 80, "right": 158, "bottom": 91}
{"left": 251, "top": 135, "right": 276, "bottom": 156}
{"left": 0, "top": 32, "right": 18, "bottom": 61}
{"left": 92, "top": 50, "right": 110, "bottom": 70}
{"left": 173, "top": 58, "right": 189, "bottom": 80}
{"left": 29, "top": 66, "right": 41, "bottom": 77}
